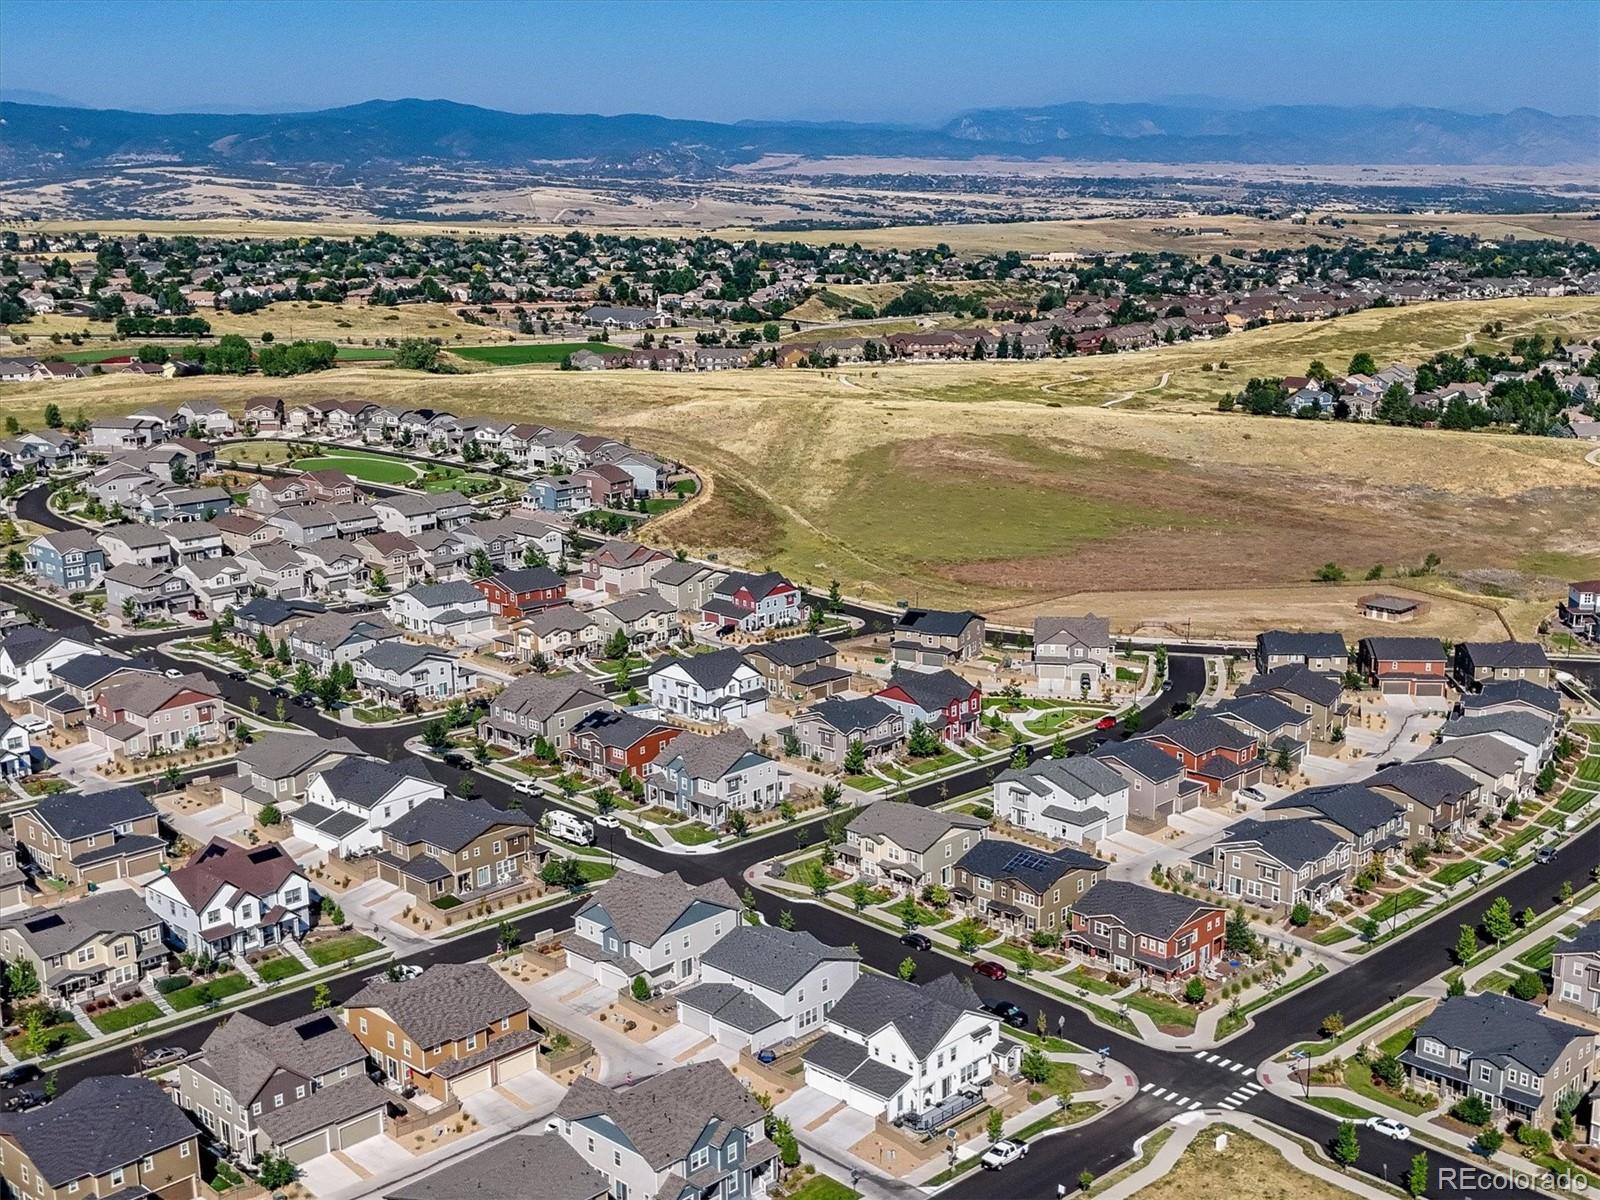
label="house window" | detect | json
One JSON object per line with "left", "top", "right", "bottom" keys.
{"left": 359, "top": 1017, "right": 368, "bottom": 1034}
{"left": 180, "top": 1144, "right": 191, "bottom": 1159}
{"left": 467, "top": 1034, "right": 478, "bottom": 1051}
{"left": 501, "top": 1017, "right": 510, "bottom": 1030}
{"left": 387, "top": 1032, "right": 395, "bottom": 1049}
{"left": 110, "top": 1170, "right": 124, "bottom": 1187}
{"left": 691, "top": 1147, "right": 710, "bottom": 1171}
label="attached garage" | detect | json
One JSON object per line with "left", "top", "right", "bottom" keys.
{"left": 439, "top": 1030, "right": 544, "bottom": 1099}
{"left": 449, "top": 1065, "right": 495, "bottom": 1099}
{"left": 281, "top": 1128, "right": 332, "bottom": 1166}
{"left": 1381, "top": 679, "right": 1413, "bottom": 696}
{"left": 257, "top": 1076, "right": 391, "bottom": 1166}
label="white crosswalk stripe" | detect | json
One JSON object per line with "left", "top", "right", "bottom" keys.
{"left": 1204, "top": 1053, "right": 1221, "bottom": 1063}
{"left": 1141, "top": 1083, "right": 1154, "bottom": 1093}
{"left": 1173, "top": 1095, "right": 1192, "bottom": 1107}
{"left": 1218, "top": 1100, "right": 1241, "bottom": 1110}
{"left": 1188, "top": 1101, "right": 1203, "bottom": 1111}
{"left": 1233, "top": 1063, "right": 1251, "bottom": 1073}
{"left": 1194, "top": 1050, "right": 1209, "bottom": 1059}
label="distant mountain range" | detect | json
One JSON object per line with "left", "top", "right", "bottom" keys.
{"left": 1, "top": 98, "right": 1594, "bottom": 176}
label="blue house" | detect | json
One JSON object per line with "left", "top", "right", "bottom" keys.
{"left": 25, "top": 529, "right": 106, "bottom": 591}
{"left": 522, "top": 475, "right": 590, "bottom": 513}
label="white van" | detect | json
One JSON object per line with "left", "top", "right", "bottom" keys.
{"left": 546, "top": 810, "right": 595, "bottom": 845}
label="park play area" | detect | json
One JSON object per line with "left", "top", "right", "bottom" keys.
{"left": 283, "top": 448, "right": 501, "bottom": 495}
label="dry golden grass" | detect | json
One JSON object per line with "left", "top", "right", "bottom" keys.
{"left": 1127, "top": 1127, "right": 1352, "bottom": 1200}
{"left": 4, "top": 296, "right": 1595, "bottom": 632}
{"left": 16, "top": 300, "right": 490, "bottom": 344}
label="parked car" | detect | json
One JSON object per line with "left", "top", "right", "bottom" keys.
{"left": 2, "top": 1091, "right": 43, "bottom": 1113}
{"left": 292, "top": 692, "right": 316, "bottom": 708}
{"left": 383, "top": 963, "right": 424, "bottom": 983}
{"left": 1095, "top": 715, "right": 1117, "bottom": 731}
{"left": 971, "top": 960, "right": 1008, "bottom": 981}
{"left": 900, "top": 932, "right": 932, "bottom": 952}
{"left": 546, "top": 809, "right": 595, "bottom": 845}
{"left": 137, "top": 1046, "right": 188, "bottom": 1071}
{"left": 1238, "top": 786, "right": 1266, "bottom": 803}
{"left": 268, "top": 685, "right": 289, "bottom": 699}
{"left": 226, "top": 669, "right": 248, "bottom": 681}
{"left": 1535, "top": 846, "right": 1557, "bottom": 864}
{"left": 163, "top": 667, "right": 182, "bottom": 679}
{"left": 980, "top": 1140, "right": 1028, "bottom": 1170}
{"left": 512, "top": 778, "right": 539, "bottom": 795}
{"left": 0, "top": 1064, "right": 39, "bottom": 1088}
{"left": 1365, "top": 1117, "right": 1410, "bottom": 1141}
{"left": 984, "top": 1000, "right": 1029, "bottom": 1028}
{"left": 442, "top": 751, "right": 471, "bottom": 769}
{"left": 595, "top": 812, "right": 621, "bottom": 829}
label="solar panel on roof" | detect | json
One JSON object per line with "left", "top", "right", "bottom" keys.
{"left": 1005, "top": 850, "right": 1057, "bottom": 874}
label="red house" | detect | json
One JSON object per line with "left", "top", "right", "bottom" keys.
{"left": 573, "top": 463, "right": 635, "bottom": 508}
{"left": 1357, "top": 636, "right": 1448, "bottom": 698}
{"left": 873, "top": 668, "right": 982, "bottom": 739}
{"left": 473, "top": 566, "right": 567, "bottom": 619}
{"left": 568, "top": 710, "right": 681, "bottom": 778}
{"left": 1139, "top": 715, "right": 1262, "bottom": 796}
{"left": 1067, "top": 881, "right": 1225, "bottom": 980}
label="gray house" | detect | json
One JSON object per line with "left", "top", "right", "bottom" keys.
{"left": 1091, "top": 740, "right": 1200, "bottom": 825}
{"left": 890, "top": 608, "right": 985, "bottom": 667}
{"left": 1454, "top": 642, "right": 1554, "bottom": 689}
{"left": 1550, "top": 923, "right": 1600, "bottom": 1022}
{"left": 221, "top": 731, "right": 365, "bottom": 818}
{"left": 792, "top": 696, "right": 905, "bottom": 767}
{"left": 1189, "top": 816, "right": 1352, "bottom": 913}
{"left": 1032, "top": 614, "right": 1113, "bottom": 698}
{"left": 1255, "top": 630, "right": 1349, "bottom": 677}
{"left": 25, "top": 529, "right": 106, "bottom": 591}
{"left": 1400, "top": 993, "right": 1595, "bottom": 1127}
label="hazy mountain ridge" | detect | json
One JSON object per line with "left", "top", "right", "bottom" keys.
{"left": 1, "top": 97, "right": 1594, "bottom": 176}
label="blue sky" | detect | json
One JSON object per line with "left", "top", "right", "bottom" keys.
{"left": 2, "top": 0, "right": 1595, "bottom": 119}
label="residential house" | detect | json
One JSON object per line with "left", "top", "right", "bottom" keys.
{"left": 0, "top": 1076, "right": 201, "bottom": 1200}
{"left": 841, "top": 802, "right": 986, "bottom": 893}
{"left": 176, "top": 556, "right": 250, "bottom": 616}
{"left": 1365, "top": 761, "right": 1484, "bottom": 846}
{"left": 952, "top": 839, "right": 1106, "bottom": 938}
{"left": 568, "top": 710, "right": 681, "bottom": 779}
{"left": 230, "top": 596, "right": 324, "bottom": 650}
{"left": 889, "top": 608, "right": 985, "bottom": 668}
{"left": 1067, "top": 881, "right": 1225, "bottom": 981}
{"left": 1458, "top": 679, "right": 1562, "bottom": 721}
{"left": 176, "top": 1012, "right": 388, "bottom": 1166}
{"left": 374, "top": 796, "right": 543, "bottom": 903}
{"left": 1209, "top": 693, "right": 1313, "bottom": 765}
{"left": 473, "top": 566, "right": 566, "bottom": 619}
{"left": 874, "top": 668, "right": 982, "bottom": 741}
{"left": 292, "top": 758, "right": 445, "bottom": 858}
{"left": 353, "top": 642, "right": 475, "bottom": 706}
{"left": 791, "top": 696, "right": 905, "bottom": 767}
{"left": 1189, "top": 816, "right": 1352, "bottom": 912}
{"left": 386, "top": 582, "right": 494, "bottom": 640}
{"left": 1237, "top": 663, "right": 1347, "bottom": 742}
{"left": 1091, "top": 740, "right": 1201, "bottom": 826}
{"left": 566, "top": 870, "right": 740, "bottom": 991}
{"left": 742, "top": 635, "right": 850, "bottom": 703}
{"left": 0, "top": 711, "right": 33, "bottom": 779}
{"left": 0, "top": 890, "right": 166, "bottom": 1002}
{"left": 677, "top": 926, "right": 860, "bottom": 1050}
{"left": 98, "top": 522, "right": 176, "bottom": 568}
{"left": 221, "top": 731, "right": 365, "bottom": 819}
{"left": 552, "top": 1062, "right": 781, "bottom": 1200}
{"left": 523, "top": 475, "right": 591, "bottom": 514}
{"left": 1138, "top": 715, "right": 1265, "bottom": 797}
{"left": 1263, "top": 784, "right": 1406, "bottom": 869}
{"left": 1549, "top": 923, "right": 1600, "bottom": 1022}
{"left": 1358, "top": 636, "right": 1450, "bottom": 699}
{"left": 1416, "top": 734, "right": 1528, "bottom": 807}
{"left": 591, "top": 592, "right": 678, "bottom": 652}
{"left": 1437, "top": 710, "right": 1556, "bottom": 778}
{"left": 144, "top": 838, "right": 312, "bottom": 960}
{"left": 646, "top": 730, "right": 787, "bottom": 825}
{"left": 384, "top": 1136, "right": 607, "bottom": 1200}
{"left": 646, "top": 648, "right": 768, "bottom": 723}
{"left": 991, "top": 755, "right": 1130, "bottom": 845}
{"left": 371, "top": 491, "right": 473, "bottom": 536}
{"left": 104, "top": 564, "right": 198, "bottom": 621}
{"left": 1560, "top": 580, "right": 1599, "bottom": 638}
{"left": 1400, "top": 993, "right": 1594, "bottom": 1128}
{"left": 88, "top": 414, "right": 165, "bottom": 448}
{"left": 287, "top": 611, "right": 402, "bottom": 670}
{"left": 1255, "top": 630, "right": 1349, "bottom": 677}
{"left": 86, "top": 672, "right": 230, "bottom": 760}
{"left": 582, "top": 540, "right": 671, "bottom": 595}
{"left": 1454, "top": 642, "right": 1553, "bottom": 689}
{"left": 25, "top": 529, "right": 107, "bottom": 591}
{"left": 1032, "top": 615, "right": 1114, "bottom": 698}
{"left": 572, "top": 463, "right": 635, "bottom": 508}
{"left": 238, "top": 542, "right": 310, "bottom": 599}
{"left": 137, "top": 485, "right": 233, "bottom": 524}
{"left": 13, "top": 786, "right": 165, "bottom": 885}
{"left": 345, "top": 962, "right": 541, "bottom": 1101}
{"left": 650, "top": 560, "right": 726, "bottom": 613}
{"left": 0, "top": 626, "right": 97, "bottom": 702}
{"left": 30, "top": 653, "right": 154, "bottom": 731}
{"left": 698, "top": 570, "right": 806, "bottom": 633}
{"left": 801, "top": 973, "right": 1008, "bottom": 1122}
{"left": 480, "top": 674, "right": 612, "bottom": 753}
{"left": 296, "top": 539, "right": 370, "bottom": 598}
{"left": 164, "top": 519, "right": 226, "bottom": 563}
{"left": 506, "top": 604, "right": 602, "bottom": 666}
{"left": 354, "top": 531, "right": 427, "bottom": 590}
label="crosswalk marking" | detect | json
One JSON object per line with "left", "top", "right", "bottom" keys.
{"left": 1194, "top": 1050, "right": 1208, "bottom": 1059}
{"left": 1188, "top": 1101, "right": 1202, "bottom": 1111}
{"left": 1141, "top": 1083, "right": 1154, "bottom": 1093}
{"left": 1204, "top": 1053, "right": 1220, "bottom": 1063}
{"left": 1233, "top": 1063, "right": 1251, "bottom": 1073}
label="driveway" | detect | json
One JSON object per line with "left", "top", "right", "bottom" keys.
{"left": 339, "top": 877, "right": 422, "bottom": 944}
{"left": 296, "top": 1152, "right": 364, "bottom": 1198}
{"left": 167, "top": 804, "right": 251, "bottom": 845}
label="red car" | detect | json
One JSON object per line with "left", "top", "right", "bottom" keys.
{"left": 971, "top": 960, "right": 1008, "bottom": 981}
{"left": 1096, "top": 715, "right": 1117, "bottom": 731}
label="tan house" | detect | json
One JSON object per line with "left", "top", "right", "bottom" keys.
{"left": 743, "top": 635, "right": 852, "bottom": 703}
{"left": 0, "top": 889, "right": 167, "bottom": 1002}
{"left": 952, "top": 839, "right": 1106, "bottom": 938}
{"left": 374, "top": 796, "right": 544, "bottom": 902}
{"left": 344, "top": 962, "right": 541, "bottom": 1101}
{"left": 13, "top": 785, "right": 166, "bottom": 885}
{"left": 85, "top": 672, "right": 232, "bottom": 759}
{"left": 890, "top": 608, "right": 986, "bottom": 668}
{"left": 501, "top": 604, "right": 603, "bottom": 666}
{"left": 0, "top": 1075, "right": 201, "bottom": 1200}
{"left": 842, "top": 802, "right": 987, "bottom": 893}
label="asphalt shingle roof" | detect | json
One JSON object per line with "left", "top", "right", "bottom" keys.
{"left": 576, "top": 871, "right": 740, "bottom": 948}
{"left": 894, "top": 609, "right": 980, "bottom": 637}
{"left": 1459, "top": 641, "right": 1551, "bottom": 670}
{"left": 1412, "top": 993, "right": 1590, "bottom": 1074}
{"left": 382, "top": 796, "right": 534, "bottom": 852}
{"left": 1239, "top": 663, "right": 1344, "bottom": 708}
{"left": 0, "top": 1075, "right": 196, "bottom": 1186}
{"left": 199, "top": 1012, "right": 364, "bottom": 1106}
{"left": 28, "top": 784, "right": 154, "bottom": 840}
{"left": 315, "top": 756, "right": 435, "bottom": 809}
{"left": 956, "top": 839, "right": 1105, "bottom": 892}
{"left": 824, "top": 973, "right": 986, "bottom": 1059}
{"left": 383, "top": 1134, "right": 609, "bottom": 1200}
{"left": 1258, "top": 630, "right": 1347, "bottom": 660}
{"left": 553, "top": 1062, "right": 767, "bottom": 1170}
{"left": 745, "top": 636, "right": 836, "bottom": 669}
{"left": 878, "top": 667, "right": 977, "bottom": 711}
{"left": 347, "top": 962, "right": 527, "bottom": 1048}
{"left": 847, "top": 801, "right": 986, "bottom": 854}
{"left": 1266, "top": 784, "right": 1403, "bottom": 838}
{"left": 1210, "top": 816, "right": 1344, "bottom": 869}
{"left": 1363, "top": 761, "right": 1477, "bottom": 808}
{"left": 698, "top": 925, "right": 859, "bottom": 993}
{"left": 1091, "top": 739, "right": 1185, "bottom": 784}
{"left": 802, "top": 695, "right": 899, "bottom": 735}
{"left": 646, "top": 646, "right": 753, "bottom": 689}
{"left": 1070, "top": 880, "right": 1221, "bottom": 940}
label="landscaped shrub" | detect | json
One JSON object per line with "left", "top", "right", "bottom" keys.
{"left": 1515, "top": 1123, "right": 1553, "bottom": 1155}
{"left": 1451, "top": 1095, "right": 1492, "bottom": 1126}
{"left": 1371, "top": 1054, "right": 1404, "bottom": 1088}
{"left": 156, "top": 975, "right": 191, "bottom": 994}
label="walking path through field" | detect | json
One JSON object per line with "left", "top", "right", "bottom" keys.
{"left": 1102, "top": 370, "right": 1172, "bottom": 408}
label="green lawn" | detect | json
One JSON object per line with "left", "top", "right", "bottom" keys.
{"left": 783, "top": 1177, "right": 861, "bottom": 1200}
{"left": 6, "top": 1019, "right": 89, "bottom": 1058}
{"left": 669, "top": 822, "right": 719, "bottom": 846}
{"left": 1311, "top": 924, "right": 1356, "bottom": 946}
{"left": 1060, "top": 967, "right": 1123, "bottom": 996}
{"left": 168, "top": 973, "right": 253, "bottom": 1012}
{"left": 900, "top": 751, "right": 965, "bottom": 775}
{"left": 1557, "top": 789, "right": 1594, "bottom": 813}
{"left": 290, "top": 452, "right": 419, "bottom": 485}
{"left": 1499, "top": 824, "right": 1545, "bottom": 855}
{"left": 306, "top": 933, "right": 382, "bottom": 966}
{"left": 257, "top": 955, "right": 308, "bottom": 983}
{"left": 1377, "top": 1018, "right": 1423, "bottom": 1058}
{"left": 842, "top": 774, "right": 889, "bottom": 792}
{"left": 574, "top": 860, "right": 617, "bottom": 884}
{"left": 1309, "top": 1096, "right": 1379, "bottom": 1120}
{"left": 92, "top": 1000, "right": 162, "bottom": 1034}
{"left": 1432, "top": 858, "right": 1487, "bottom": 887}
{"left": 782, "top": 855, "right": 826, "bottom": 885}
{"left": 1342, "top": 1059, "right": 1431, "bottom": 1116}
{"left": 1516, "top": 935, "right": 1562, "bottom": 972}
{"left": 419, "top": 467, "right": 497, "bottom": 495}
{"left": 1123, "top": 990, "right": 1197, "bottom": 1031}
{"left": 1366, "top": 887, "right": 1427, "bottom": 924}
{"left": 1293, "top": 995, "right": 1427, "bottom": 1057}
{"left": 452, "top": 342, "right": 622, "bottom": 365}
{"left": 1478, "top": 970, "right": 1517, "bottom": 994}
{"left": 335, "top": 347, "right": 396, "bottom": 361}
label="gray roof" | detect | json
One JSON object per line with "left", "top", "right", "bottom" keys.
{"left": 384, "top": 1134, "right": 610, "bottom": 1200}
{"left": 0, "top": 1075, "right": 196, "bottom": 1186}
{"left": 199, "top": 1012, "right": 364, "bottom": 1106}
{"left": 894, "top": 609, "right": 980, "bottom": 637}
{"left": 675, "top": 983, "right": 781, "bottom": 1033}
{"left": 658, "top": 729, "right": 764, "bottom": 783}
{"left": 646, "top": 646, "right": 753, "bottom": 689}
{"left": 98, "top": 522, "right": 171, "bottom": 549}
{"left": 347, "top": 962, "right": 527, "bottom": 1047}
{"left": 1364, "top": 761, "right": 1478, "bottom": 809}
{"left": 1412, "top": 993, "right": 1591, "bottom": 1074}
{"left": 406, "top": 581, "right": 485, "bottom": 608}
{"left": 1459, "top": 641, "right": 1550, "bottom": 671}
{"left": 1091, "top": 739, "right": 1185, "bottom": 785}
{"left": 879, "top": 667, "right": 978, "bottom": 711}
{"left": 847, "top": 801, "right": 986, "bottom": 854}
{"left": 525, "top": 605, "right": 596, "bottom": 636}
{"left": 358, "top": 641, "right": 454, "bottom": 674}
{"left": 1461, "top": 680, "right": 1561, "bottom": 716}
{"left": 803, "top": 1032, "right": 911, "bottom": 1099}
{"left": 1417, "top": 734, "right": 1526, "bottom": 779}
{"left": 1258, "top": 630, "right": 1347, "bottom": 659}
{"left": 955, "top": 839, "right": 1105, "bottom": 893}
{"left": 572, "top": 708, "right": 675, "bottom": 750}
{"left": 802, "top": 695, "right": 899, "bottom": 735}
{"left": 0, "top": 896, "right": 162, "bottom": 960}
{"left": 553, "top": 1061, "right": 766, "bottom": 1171}
{"left": 1265, "top": 784, "right": 1403, "bottom": 838}
{"left": 652, "top": 560, "right": 717, "bottom": 587}
{"left": 1141, "top": 714, "right": 1257, "bottom": 755}
{"left": 1033, "top": 614, "right": 1111, "bottom": 651}
{"left": 27, "top": 784, "right": 154, "bottom": 840}
{"left": 383, "top": 796, "right": 534, "bottom": 851}
{"left": 824, "top": 973, "right": 987, "bottom": 1059}
{"left": 2, "top": 625, "right": 96, "bottom": 668}
{"left": 494, "top": 673, "right": 609, "bottom": 720}
{"left": 1238, "top": 663, "right": 1343, "bottom": 709}
{"left": 994, "top": 755, "right": 1127, "bottom": 803}
{"left": 576, "top": 870, "right": 740, "bottom": 948}
{"left": 1071, "top": 880, "right": 1222, "bottom": 940}
{"left": 1555, "top": 922, "right": 1600, "bottom": 958}
{"left": 600, "top": 592, "right": 674, "bottom": 622}
{"left": 255, "top": 1074, "right": 391, "bottom": 1146}
{"left": 1210, "top": 693, "right": 1310, "bottom": 735}
{"left": 1359, "top": 636, "right": 1447, "bottom": 661}
{"left": 50, "top": 653, "right": 144, "bottom": 690}
{"left": 236, "top": 731, "right": 362, "bottom": 779}
{"left": 698, "top": 925, "right": 859, "bottom": 993}
{"left": 1439, "top": 711, "right": 1553, "bottom": 747}
{"left": 745, "top": 636, "right": 836, "bottom": 669}
{"left": 315, "top": 757, "right": 435, "bottom": 809}
{"left": 1210, "top": 816, "right": 1345, "bottom": 869}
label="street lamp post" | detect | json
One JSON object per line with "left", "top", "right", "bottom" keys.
{"left": 1291, "top": 1049, "right": 1311, "bottom": 1099}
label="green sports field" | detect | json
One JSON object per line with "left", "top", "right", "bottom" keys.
{"left": 289, "top": 451, "right": 420, "bottom": 484}
{"left": 452, "top": 342, "right": 621, "bottom": 365}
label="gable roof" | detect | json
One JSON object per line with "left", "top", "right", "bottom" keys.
{"left": 1257, "top": 630, "right": 1346, "bottom": 659}
{"left": 1439, "top": 711, "right": 1554, "bottom": 747}
{"left": 1, "top": 624, "right": 95, "bottom": 668}
{"left": 348, "top": 962, "right": 526, "bottom": 1047}
{"left": 994, "top": 755, "right": 1127, "bottom": 802}
{"left": 1417, "top": 734, "right": 1525, "bottom": 778}
{"left": 846, "top": 801, "right": 986, "bottom": 854}
{"left": 384, "top": 1134, "right": 609, "bottom": 1200}
{"left": 894, "top": 608, "right": 980, "bottom": 637}
{"left": 1238, "top": 663, "right": 1343, "bottom": 709}
{"left": 712, "top": 570, "right": 792, "bottom": 602}
{"left": 1141, "top": 714, "right": 1257, "bottom": 756}
{"left": 163, "top": 838, "right": 302, "bottom": 909}
{"left": 494, "top": 673, "right": 609, "bottom": 720}
{"left": 659, "top": 729, "right": 763, "bottom": 782}
{"left": 647, "top": 647, "right": 754, "bottom": 690}
{"left": 744, "top": 635, "right": 836, "bottom": 669}
{"left": 801, "top": 695, "right": 899, "bottom": 735}
{"left": 699, "top": 925, "right": 859, "bottom": 993}
{"left": 1359, "top": 636, "right": 1447, "bottom": 661}
{"left": 0, "top": 1075, "right": 196, "bottom": 1186}
{"left": 1412, "top": 993, "right": 1591, "bottom": 1074}
{"left": 1071, "top": 880, "right": 1222, "bottom": 938}
{"left": 1459, "top": 641, "right": 1550, "bottom": 670}
{"left": 1364, "top": 761, "right": 1478, "bottom": 808}
{"left": 315, "top": 756, "right": 435, "bottom": 808}
{"left": 486, "top": 566, "right": 564, "bottom": 593}
{"left": 358, "top": 641, "right": 456, "bottom": 675}
{"left": 0, "top": 889, "right": 160, "bottom": 958}
{"left": 955, "top": 839, "right": 1105, "bottom": 892}
{"left": 553, "top": 1061, "right": 765, "bottom": 1171}
{"left": 1461, "top": 679, "right": 1561, "bottom": 716}
{"left": 1209, "top": 692, "right": 1311, "bottom": 734}
{"left": 1265, "top": 784, "right": 1402, "bottom": 837}
{"left": 825, "top": 973, "right": 987, "bottom": 1059}
{"left": 199, "top": 1012, "right": 363, "bottom": 1105}
{"left": 28, "top": 784, "right": 155, "bottom": 840}
{"left": 1033, "top": 614, "right": 1110, "bottom": 650}
{"left": 383, "top": 796, "right": 535, "bottom": 852}
{"left": 571, "top": 708, "right": 676, "bottom": 750}
{"left": 576, "top": 871, "right": 739, "bottom": 948}
{"left": 878, "top": 667, "right": 979, "bottom": 711}
{"left": 1210, "top": 816, "right": 1345, "bottom": 869}
{"left": 236, "top": 731, "right": 362, "bottom": 779}
{"left": 1091, "top": 739, "right": 1185, "bottom": 784}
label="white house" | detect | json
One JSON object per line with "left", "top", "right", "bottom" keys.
{"left": 290, "top": 758, "right": 445, "bottom": 857}
{"left": 676, "top": 925, "right": 859, "bottom": 1050}
{"left": 565, "top": 871, "right": 740, "bottom": 991}
{"left": 384, "top": 581, "right": 494, "bottom": 639}
{"left": 801, "top": 973, "right": 1011, "bottom": 1122}
{"left": 352, "top": 642, "right": 476, "bottom": 705}
{"left": 990, "top": 756, "right": 1130, "bottom": 845}
{"left": 645, "top": 729, "right": 787, "bottom": 825}
{"left": 646, "top": 648, "right": 768, "bottom": 724}
{"left": 0, "top": 627, "right": 97, "bottom": 702}
{"left": 143, "top": 838, "right": 312, "bottom": 961}
{"left": 1032, "top": 614, "right": 1114, "bottom": 699}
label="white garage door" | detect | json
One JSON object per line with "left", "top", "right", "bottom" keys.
{"left": 282, "top": 1129, "right": 331, "bottom": 1165}
{"left": 680, "top": 1004, "right": 713, "bottom": 1035}
{"left": 451, "top": 1066, "right": 495, "bottom": 1099}
{"left": 497, "top": 1045, "right": 541, "bottom": 1083}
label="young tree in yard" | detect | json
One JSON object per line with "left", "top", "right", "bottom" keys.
{"left": 1288, "top": 902, "right": 1312, "bottom": 927}
{"left": 895, "top": 895, "right": 922, "bottom": 934}
{"left": 496, "top": 920, "right": 520, "bottom": 953}
{"left": 778, "top": 909, "right": 796, "bottom": 930}
{"left": 1455, "top": 923, "right": 1478, "bottom": 963}
{"left": 897, "top": 956, "right": 917, "bottom": 981}
{"left": 843, "top": 738, "right": 867, "bottom": 774}
{"left": 1561, "top": 879, "right": 1574, "bottom": 905}
{"left": 256, "top": 1154, "right": 299, "bottom": 1190}
{"left": 254, "top": 630, "right": 273, "bottom": 658}
{"left": 820, "top": 782, "right": 842, "bottom": 808}
{"left": 257, "top": 804, "right": 282, "bottom": 827}
{"left": 631, "top": 975, "right": 651, "bottom": 1002}
{"left": 1320, "top": 1012, "right": 1345, "bottom": 1038}
{"left": 1050, "top": 734, "right": 1067, "bottom": 759}
{"left": 311, "top": 984, "right": 331, "bottom": 1011}
{"left": 729, "top": 810, "right": 749, "bottom": 838}
{"left": 1332, "top": 1120, "right": 1360, "bottom": 1168}
{"left": 5, "top": 959, "right": 38, "bottom": 1001}
{"left": 604, "top": 627, "right": 630, "bottom": 662}
{"left": 208, "top": 617, "right": 223, "bottom": 644}
{"left": 1184, "top": 976, "right": 1207, "bottom": 1004}
{"left": 1446, "top": 975, "right": 1466, "bottom": 997}
{"left": 847, "top": 881, "right": 872, "bottom": 912}
{"left": 1510, "top": 971, "right": 1543, "bottom": 1001}
{"left": 423, "top": 721, "right": 450, "bottom": 753}
{"left": 1224, "top": 907, "right": 1257, "bottom": 957}
{"left": 1015, "top": 946, "right": 1036, "bottom": 977}
{"left": 1020, "top": 1048, "right": 1051, "bottom": 1084}
{"left": 807, "top": 862, "right": 830, "bottom": 899}
{"left": 1078, "top": 1170, "right": 1095, "bottom": 1193}
{"left": 1371, "top": 1055, "right": 1404, "bottom": 1088}
{"left": 1407, "top": 1152, "right": 1429, "bottom": 1198}
{"left": 1009, "top": 744, "right": 1029, "bottom": 770}
{"left": 1521, "top": 905, "right": 1537, "bottom": 929}
{"left": 1358, "top": 916, "right": 1380, "bottom": 942}
{"left": 370, "top": 566, "right": 389, "bottom": 594}
{"left": 985, "top": 1107, "right": 1004, "bottom": 1145}
{"left": 1483, "top": 895, "right": 1515, "bottom": 946}
{"left": 315, "top": 675, "right": 342, "bottom": 711}
{"left": 1475, "top": 1127, "right": 1504, "bottom": 1155}
{"left": 955, "top": 923, "right": 982, "bottom": 954}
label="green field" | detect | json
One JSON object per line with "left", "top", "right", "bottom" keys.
{"left": 453, "top": 342, "right": 622, "bottom": 365}
{"left": 290, "top": 452, "right": 420, "bottom": 485}
{"left": 335, "top": 347, "right": 396, "bottom": 362}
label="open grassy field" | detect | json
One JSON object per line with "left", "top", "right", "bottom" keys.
{"left": 1126, "top": 1126, "right": 1351, "bottom": 1200}
{"left": 290, "top": 452, "right": 420, "bottom": 485}
{"left": 3, "top": 295, "right": 1596, "bottom": 637}
{"left": 15, "top": 300, "right": 492, "bottom": 345}
{"left": 451, "top": 342, "right": 622, "bottom": 365}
